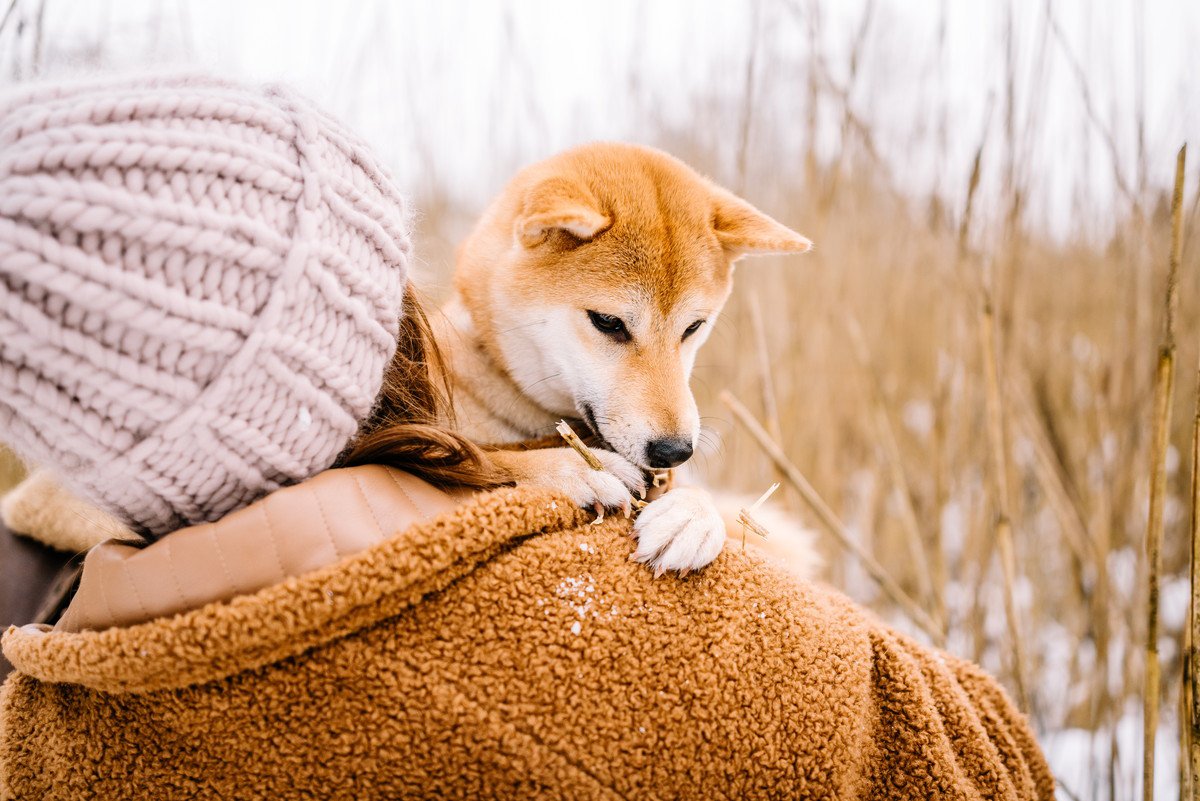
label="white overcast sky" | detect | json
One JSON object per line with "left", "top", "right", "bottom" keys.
{"left": 3, "top": 0, "right": 1197, "bottom": 241}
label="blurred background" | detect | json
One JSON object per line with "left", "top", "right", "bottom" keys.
{"left": 1, "top": 1, "right": 1198, "bottom": 797}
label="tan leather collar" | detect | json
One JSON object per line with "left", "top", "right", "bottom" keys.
{"left": 58, "top": 466, "right": 470, "bottom": 633}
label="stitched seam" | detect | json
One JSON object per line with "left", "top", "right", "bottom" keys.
{"left": 311, "top": 482, "right": 341, "bottom": 562}
{"left": 260, "top": 496, "right": 288, "bottom": 583}
{"left": 382, "top": 467, "right": 428, "bottom": 520}
{"left": 162, "top": 536, "right": 191, "bottom": 612}
{"left": 350, "top": 472, "right": 387, "bottom": 541}
{"left": 53, "top": 492, "right": 574, "bottom": 690}
{"left": 93, "top": 559, "right": 117, "bottom": 628}
{"left": 207, "top": 525, "right": 239, "bottom": 594}
{"left": 121, "top": 558, "right": 152, "bottom": 621}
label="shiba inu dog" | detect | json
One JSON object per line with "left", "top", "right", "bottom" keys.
{"left": 436, "top": 142, "right": 818, "bottom": 577}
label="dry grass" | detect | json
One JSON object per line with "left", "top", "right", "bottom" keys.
{"left": 698, "top": 166, "right": 1197, "bottom": 797}
{"left": 1188, "top": 291, "right": 1200, "bottom": 796}
{"left": 1144, "top": 143, "right": 1186, "bottom": 801}
{"left": 665, "top": 17, "right": 1198, "bottom": 791}
{"left": 0, "top": 1, "right": 1197, "bottom": 797}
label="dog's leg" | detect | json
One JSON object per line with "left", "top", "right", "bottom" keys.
{"left": 490, "top": 448, "right": 646, "bottom": 515}
{"left": 631, "top": 487, "right": 727, "bottom": 577}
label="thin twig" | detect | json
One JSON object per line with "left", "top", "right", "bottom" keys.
{"left": 980, "top": 291, "right": 1031, "bottom": 711}
{"left": 748, "top": 291, "right": 795, "bottom": 511}
{"left": 0, "top": 0, "right": 20, "bottom": 38}
{"left": 1189, "top": 271, "right": 1200, "bottom": 799}
{"left": 739, "top": 482, "right": 779, "bottom": 550}
{"left": 1007, "top": 375, "right": 1096, "bottom": 566}
{"left": 556, "top": 420, "right": 646, "bottom": 520}
{"left": 733, "top": 0, "right": 761, "bottom": 196}
{"left": 1145, "top": 144, "right": 1186, "bottom": 801}
{"left": 1043, "top": 0, "right": 1139, "bottom": 210}
{"left": 748, "top": 293, "right": 785, "bottom": 449}
{"left": 30, "top": 0, "right": 44, "bottom": 77}
{"left": 958, "top": 107, "right": 991, "bottom": 262}
{"left": 555, "top": 420, "right": 605, "bottom": 471}
{"left": 738, "top": 512, "right": 771, "bottom": 545}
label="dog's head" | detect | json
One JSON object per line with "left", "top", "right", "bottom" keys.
{"left": 455, "top": 142, "right": 810, "bottom": 470}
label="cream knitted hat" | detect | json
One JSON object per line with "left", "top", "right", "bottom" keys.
{"left": 0, "top": 75, "right": 410, "bottom": 538}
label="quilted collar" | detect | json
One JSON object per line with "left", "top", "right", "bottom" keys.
{"left": 55, "top": 465, "right": 468, "bottom": 632}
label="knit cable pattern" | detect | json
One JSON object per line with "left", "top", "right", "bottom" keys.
{"left": 0, "top": 75, "right": 410, "bottom": 537}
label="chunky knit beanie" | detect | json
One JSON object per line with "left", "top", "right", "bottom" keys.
{"left": 0, "top": 75, "right": 410, "bottom": 537}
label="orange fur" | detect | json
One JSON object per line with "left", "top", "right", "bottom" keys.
{"left": 455, "top": 142, "right": 810, "bottom": 359}
{"left": 438, "top": 142, "right": 817, "bottom": 577}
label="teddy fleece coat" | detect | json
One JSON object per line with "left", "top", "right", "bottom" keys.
{"left": 0, "top": 467, "right": 1054, "bottom": 800}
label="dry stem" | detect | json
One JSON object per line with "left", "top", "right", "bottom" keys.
{"left": 555, "top": 420, "right": 606, "bottom": 471}
{"left": 1189, "top": 312, "right": 1200, "bottom": 800}
{"left": 556, "top": 420, "right": 646, "bottom": 518}
{"left": 1144, "top": 143, "right": 1186, "bottom": 801}
{"left": 738, "top": 482, "right": 779, "bottom": 549}
{"left": 980, "top": 294, "right": 1031, "bottom": 711}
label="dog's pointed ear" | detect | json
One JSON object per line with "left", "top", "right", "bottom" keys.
{"left": 711, "top": 189, "right": 811, "bottom": 260}
{"left": 515, "top": 178, "right": 611, "bottom": 248}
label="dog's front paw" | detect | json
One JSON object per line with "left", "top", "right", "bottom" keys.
{"left": 523, "top": 447, "right": 645, "bottom": 515}
{"left": 632, "top": 486, "right": 725, "bottom": 577}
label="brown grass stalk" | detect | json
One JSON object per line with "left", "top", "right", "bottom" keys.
{"left": 738, "top": 482, "right": 779, "bottom": 549}
{"left": 980, "top": 292, "right": 1031, "bottom": 712}
{"left": 721, "top": 389, "right": 942, "bottom": 640}
{"left": 555, "top": 420, "right": 606, "bottom": 472}
{"left": 1010, "top": 373, "right": 1115, "bottom": 737}
{"left": 747, "top": 291, "right": 799, "bottom": 513}
{"left": 1145, "top": 143, "right": 1186, "bottom": 801}
{"left": 748, "top": 293, "right": 785, "bottom": 449}
{"left": 930, "top": 377, "right": 951, "bottom": 639}
{"left": 1189, "top": 308, "right": 1200, "bottom": 799}
{"left": 845, "top": 314, "right": 940, "bottom": 637}
{"left": 1008, "top": 376, "right": 1095, "bottom": 567}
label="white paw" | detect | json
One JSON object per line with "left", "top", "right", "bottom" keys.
{"left": 632, "top": 486, "right": 726, "bottom": 577}
{"left": 528, "top": 448, "right": 645, "bottom": 515}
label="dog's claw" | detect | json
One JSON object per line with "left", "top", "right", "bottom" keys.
{"left": 632, "top": 487, "right": 726, "bottom": 579}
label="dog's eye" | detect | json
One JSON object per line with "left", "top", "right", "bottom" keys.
{"left": 587, "top": 310, "right": 630, "bottom": 342}
{"left": 682, "top": 319, "right": 705, "bottom": 340}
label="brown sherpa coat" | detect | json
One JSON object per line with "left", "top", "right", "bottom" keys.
{"left": 1, "top": 475, "right": 1053, "bottom": 800}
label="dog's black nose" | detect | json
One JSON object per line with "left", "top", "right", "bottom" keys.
{"left": 645, "top": 438, "right": 694, "bottom": 469}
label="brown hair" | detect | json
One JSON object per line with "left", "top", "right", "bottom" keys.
{"left": 338, "top": 286, "right": 506, "bottom": 490}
